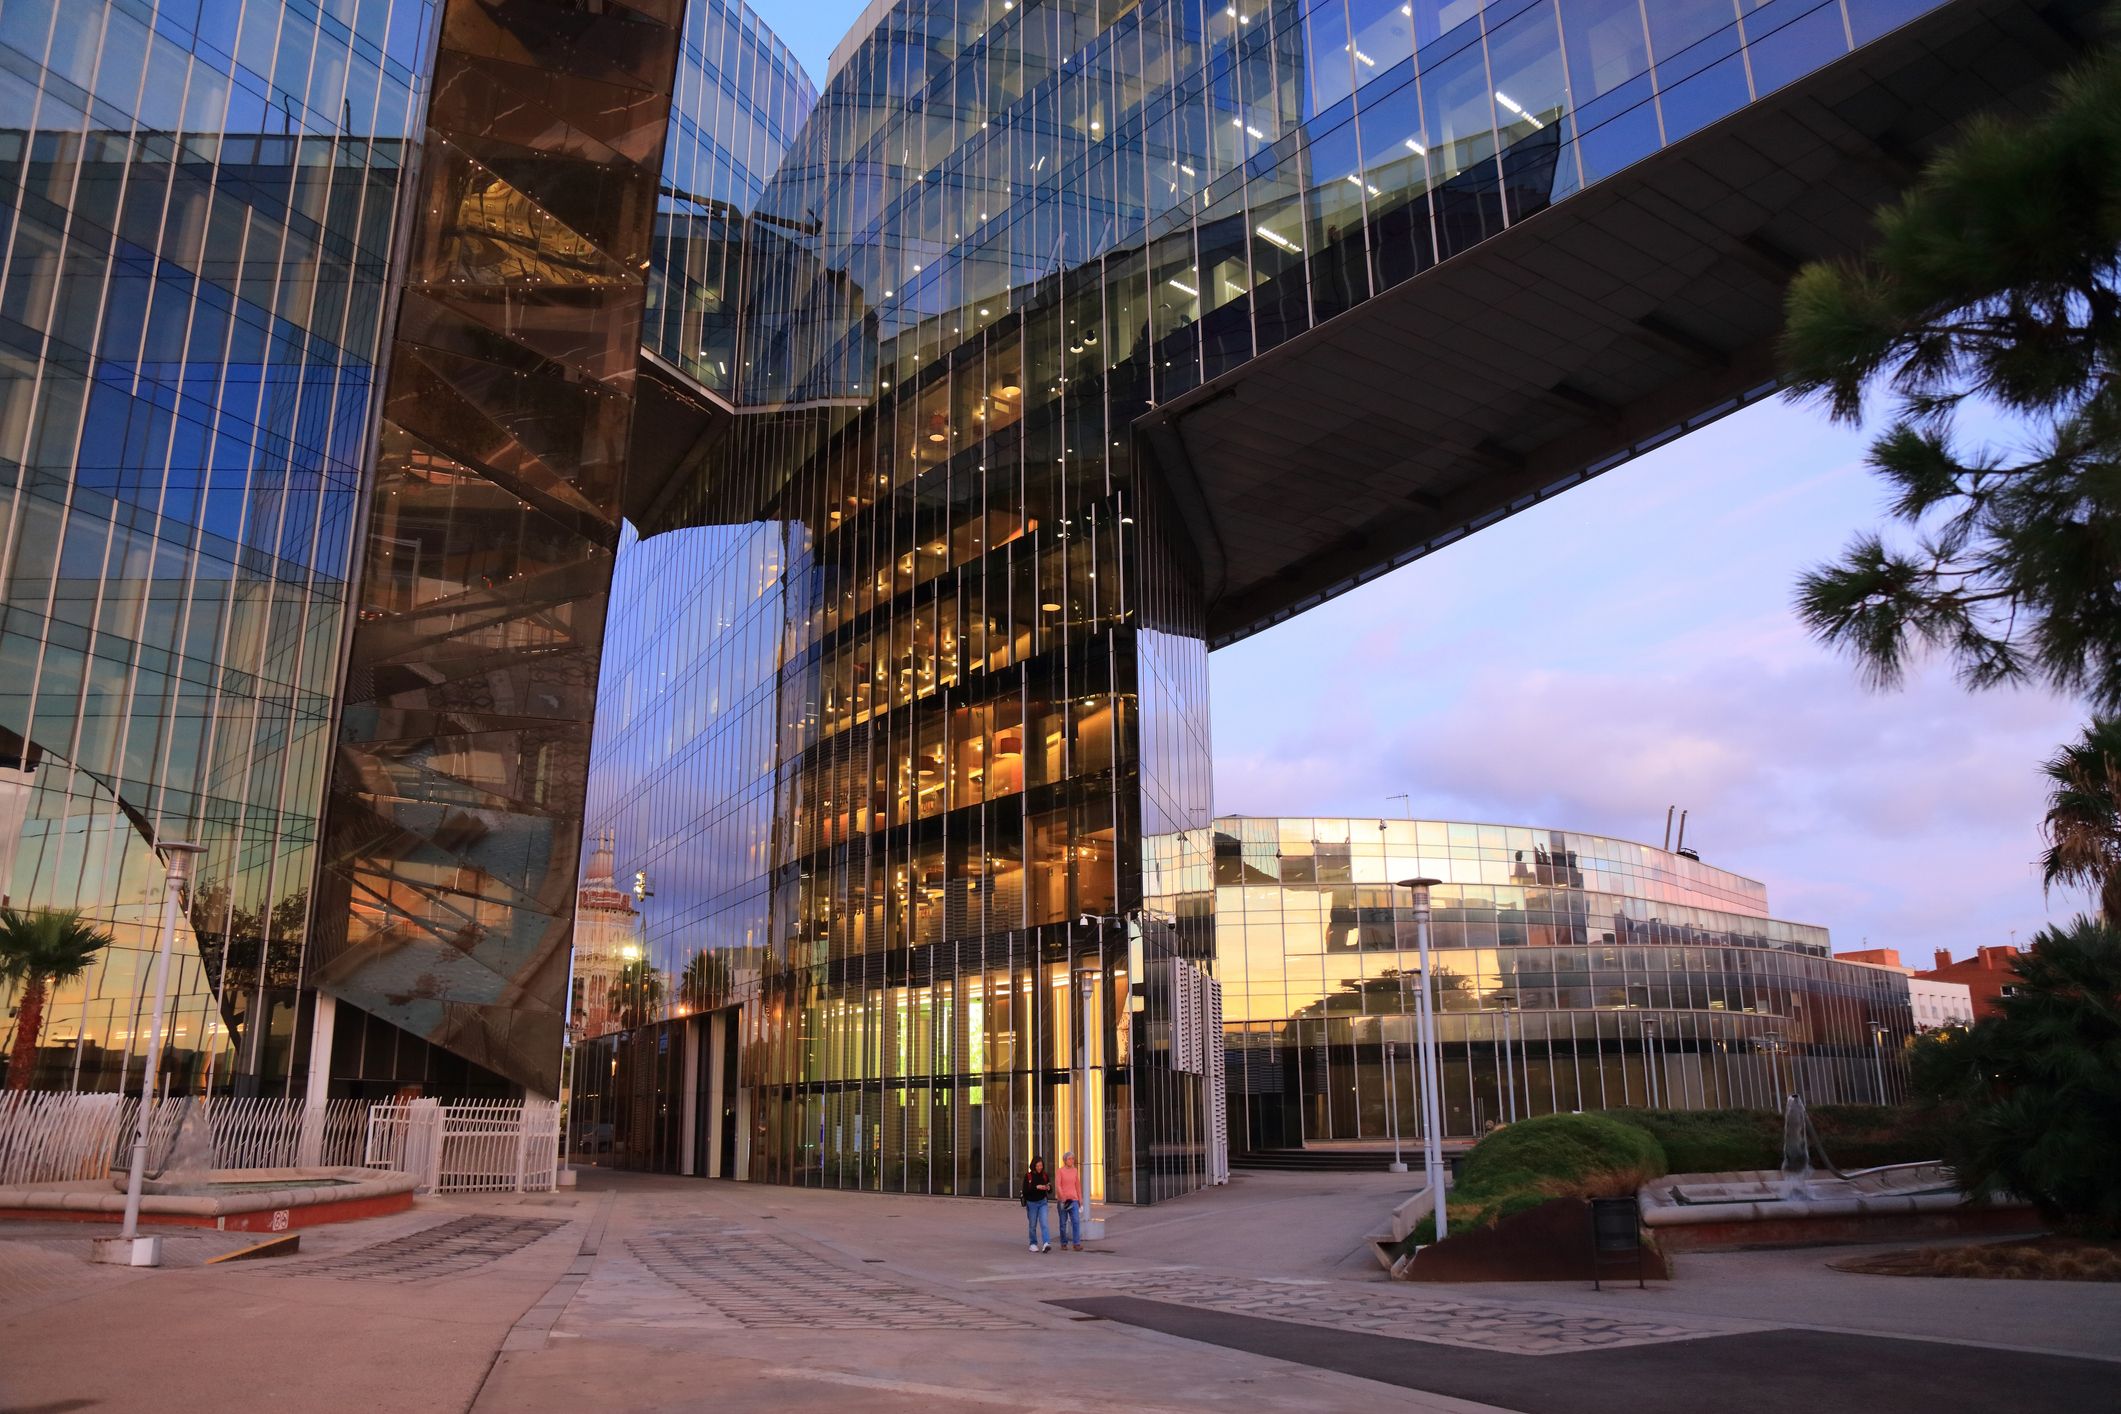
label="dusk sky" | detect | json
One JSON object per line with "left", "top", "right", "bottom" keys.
{"left": 758, "top": 2, "right": 2090, "bottom": 961}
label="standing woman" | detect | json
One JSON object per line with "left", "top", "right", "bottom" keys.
{"left": 1022, "top": 1155, "right": 1054, "bottom": 1252}
{"left": 1055, "top": 1150, "right": 1084, "bottom": 1251}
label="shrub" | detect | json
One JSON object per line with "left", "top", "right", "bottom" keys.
{"left": 1418, "top": 1113, "right": 1669, "bottom": 1237}
{"left": 1945, "top": 919, "right": 2121, "bottom": 1237}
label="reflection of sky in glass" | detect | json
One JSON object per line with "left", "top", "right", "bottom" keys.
{"left": 0, "top": 0, "right": 430, "bottom": 1090}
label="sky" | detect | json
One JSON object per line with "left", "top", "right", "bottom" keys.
{"left": 755, "top": 1, "right": 2091, "bottom": 961}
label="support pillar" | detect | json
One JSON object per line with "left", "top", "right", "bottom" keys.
{"left": 680, "top": 1018, "right": 700, "bottom": 1176}
{"left": 297, "top": 991, "right": 337, "bottom": 1166}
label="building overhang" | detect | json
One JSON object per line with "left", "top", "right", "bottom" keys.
{"left": 1138, "top": 0, "right": 2094, "bottom": 649}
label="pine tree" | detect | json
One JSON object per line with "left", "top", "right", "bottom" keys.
{"left": 1781, "top": 33, "right": 2121, "bottom": 708}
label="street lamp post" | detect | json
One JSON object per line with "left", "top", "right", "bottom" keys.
{"left": 1384, "top": 1039, "right": 1406, "bottom": 1173}
{"left": 1641, "top": 1016, "right": 1662, "bottom": 1110}
{"left": 1497, "top": 994, "right": 1518, "bottom": 1124}
{"left": 1397, "top": 878, "right": 1448, "bottom": 1240}
{"left": 94, "top": 840, "right": 207, "bottom": 1267}
{"left": 1868, "top": 1021, "right": 1888, "bottom": 1105}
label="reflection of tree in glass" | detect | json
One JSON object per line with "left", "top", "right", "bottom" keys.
{"left": 678, "top": 949, "right": 734, "bottom": 1011}
{"left": 1292, "top": 964, "right": 1468, "bottom": 1019}
{"left": 191, "top": 884, "right": 310, "bottom": 992}
{"left": 615, "top": 957, "right": 664, "bottom": 1030}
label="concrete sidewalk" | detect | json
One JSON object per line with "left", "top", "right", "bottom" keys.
{"left": 469, "top": 1172, "right": 1497, "bottom": 1414}
{"left": 0, "top": 1195, "right": 589, "bottom": 1412}
{"left": 2, "top": 1169, "right": 2114, "bottom": 1413}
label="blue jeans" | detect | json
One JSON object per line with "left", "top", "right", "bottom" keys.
{"left": 1025, "top": 1199, "right": 1050, "bottom": 1247}
{"left": 1057, "top": 1198, "right": 1081, "bottom": 1246}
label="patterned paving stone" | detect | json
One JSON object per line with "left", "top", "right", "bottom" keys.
{"left": 1041, "top": 1269, "right": 1739, "bottom": 1356}
{"left": 282, "top": 1214, "right": 569, "bottom": 1282}
{"left": 628, "top": 1225, "right": 1024, "bottom": 1330}
{"left": 0, "top": 1225, "right": 250, "bottom": 1309}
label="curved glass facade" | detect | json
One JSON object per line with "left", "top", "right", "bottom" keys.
{"left": 0, "top": 0, "right": 2011, "bottom": 1184}
{"left": 568, "top": 0, "right": 1962, "bottom": 1202}
{"left": 1215, "top": 816, "right": 1915, "bottom": 1149}
{"left": 0, "top": 0, "right": 433, "bottom": 1093}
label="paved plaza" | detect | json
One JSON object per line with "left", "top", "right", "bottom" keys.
{"left": 1, "top": 1170, "right": 2116, "bottom": 1413}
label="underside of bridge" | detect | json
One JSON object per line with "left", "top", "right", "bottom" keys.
{"left": 1137, "top": 0, "right": 2095, "bottom": 648}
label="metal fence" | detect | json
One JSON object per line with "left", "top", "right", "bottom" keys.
{"left": 364, "top": 1099, "right": 561, "bottom": 1194}
{"left": 0, "top": 1093, "right": 374, "bottom": 1186}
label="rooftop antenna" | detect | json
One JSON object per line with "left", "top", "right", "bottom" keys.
{"left": 1386, "top": 793, "right": 1410, "bottom": 819}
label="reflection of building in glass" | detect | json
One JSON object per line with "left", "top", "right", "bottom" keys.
{"left": 563, "top": 0, "right": 2088, "bottom": 1205}
{"left": 571, "top": 832, "right": 642, "bottom": 1043}
{"left": 0, "top": 0, "right": 800, "bottom": 1103}
{"left": 0, "top": 1, "right": 2094, "bottom": 1202}
{"left": 1216, "top": 817, "right": 1916, "bottom": 1150}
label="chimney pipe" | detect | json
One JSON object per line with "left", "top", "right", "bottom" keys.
{"left": 1663, "top": 806, "right": 1674, "bottom": 852}
{"left": 1674, "top": 810, "right": 1689, "bottom": 854}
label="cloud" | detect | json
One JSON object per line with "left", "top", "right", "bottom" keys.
{"left": 1216, "top": 649, "right": 2082, "bottom": 954}
{"left": 1211, "top": 395, "right": 2093, "bottom": 961}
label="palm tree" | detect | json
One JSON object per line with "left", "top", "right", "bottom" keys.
{"left": 614, "top": 957, "right": 664, "bottom": 1031}
{"left": 0, "top": 908, "right": 115, "bottom": 1092}
{"left": 678, "top": 949, "right": 733, "bottom": 1011}
{"left": 1941, "top": 918, "right": 2121, "bottom": 1237}
{"left": 2043, "top": 718, "right": 2121, "bottom": 923}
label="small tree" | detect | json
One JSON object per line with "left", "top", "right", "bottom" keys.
{"left": 1935, "top": 919, "right": 2121, "bottom": 1237}
{"left": 0, "top": 908, "right": 115, "bottom": 1092}
{"left": 2042, "top": 717, "right": 2121, "bottom": 921}
{"left": 1780, "top": 36, "right": 2121, "bottom": 708}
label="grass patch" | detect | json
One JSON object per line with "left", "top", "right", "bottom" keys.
{"left": 1830, "top": 1237, "right": 2121, "bottom": 1282}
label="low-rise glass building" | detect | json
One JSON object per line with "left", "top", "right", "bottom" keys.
{"left": 1215, "top": 817, "right": 1913, "bottom": 1151}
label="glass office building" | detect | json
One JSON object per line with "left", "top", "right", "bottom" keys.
{"left": 0, "top": 0, "right": 743, "bottom": 1100}
{"left": 563, "top": 0, "right": 2008, "bottom": 1205}
{"left": 0, "top": 0, "right": 2083, "bottom": 1200}
{"left": 0, "top": 0, "right": 434, "bottom": 1093}
{"left": 1215, "top": 817, "right": 1916, "bottom": 1151}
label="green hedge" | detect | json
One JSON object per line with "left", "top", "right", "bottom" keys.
{"left": 1409, "top": 1113, "right": 1668, "bottom": 1244}
{"left": 1607, "top": 1105, "right": 1949, "bottom": 1173}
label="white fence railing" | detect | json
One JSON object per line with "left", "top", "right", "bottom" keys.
{"left": 363, "top": 1099, "right": 560, "bottom": 1194}
{"left": 0, "top": 1093, "right": 374, "bottom": 1186}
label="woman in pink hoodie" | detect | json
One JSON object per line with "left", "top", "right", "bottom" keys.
{"left": 1054, "top": 1150, "right": 1084, "bottom": 1251}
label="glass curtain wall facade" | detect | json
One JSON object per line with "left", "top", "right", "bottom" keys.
{"left": 0, "top": 0, "right": 433, "bottom": 1094}
{"left": 568, "top": 0, "right": 818, "bottom": 1168}
{"left": 308, "top": 0, "right": 687, "bottom": 1097}
{"left": 571, "top": 0, "right": 1957, "bottom": 1203}
{"left": 1215, "top": 817, "right": 1917, "bottom": 1151}
{"left": 0, "top": 0, "right": 1972, "bottom": 1145}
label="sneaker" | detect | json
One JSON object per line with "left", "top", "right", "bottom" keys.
{"left": 1072, "top": 1244, "right": 1084, "bottom": 1251}
{"left": 1028, "top": 1243, "right": 1039, "bottom": 1252}
{"left": 1041, "top": 1243, "right": 1052, "bottom": 1252}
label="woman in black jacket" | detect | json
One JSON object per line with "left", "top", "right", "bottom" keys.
{"left": 1021, "top": 1155, "right": 1054, "bottom": 1252}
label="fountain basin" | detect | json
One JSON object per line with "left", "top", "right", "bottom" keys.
{"left": 1640, "top": 1167, "right": 2036, "bottom": 1252}
{"left": 0, "top": 1166, "right": 417, "bottom": 1232}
